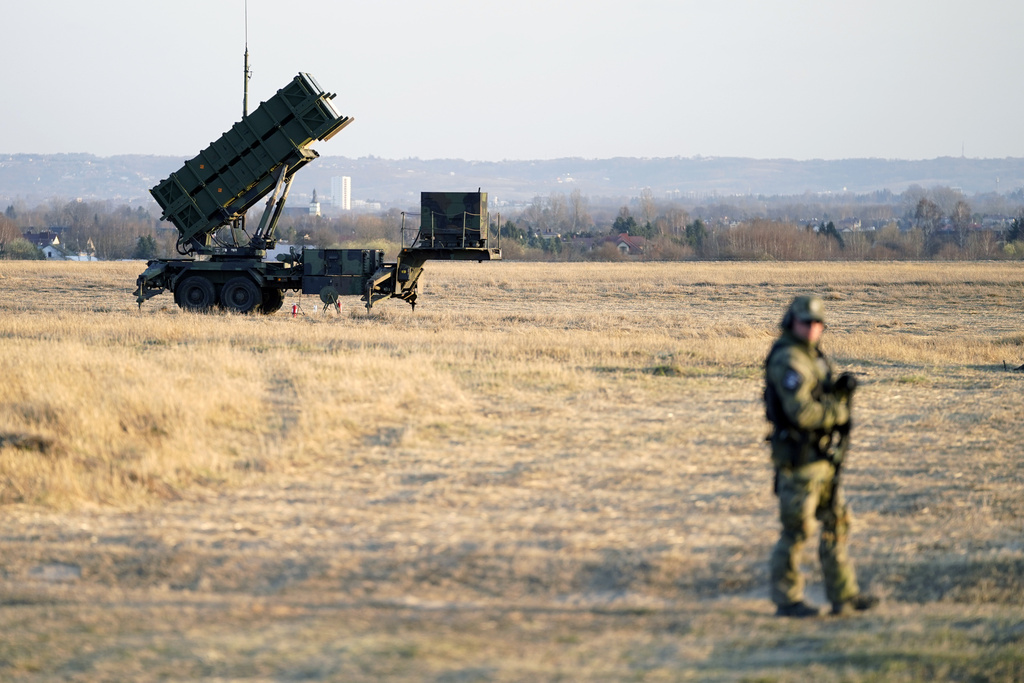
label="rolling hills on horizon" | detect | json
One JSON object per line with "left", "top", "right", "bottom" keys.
{"left": 2, "top": 153, "right": 1023, "bottom": 211}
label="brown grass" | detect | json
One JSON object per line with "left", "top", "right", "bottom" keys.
{"left": 0, "top": 260, "right": 1022, "bottom": 681}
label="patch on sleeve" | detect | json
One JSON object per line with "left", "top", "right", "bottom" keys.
{"left": 783, "top": 369, "right": 802, "bottom": 391}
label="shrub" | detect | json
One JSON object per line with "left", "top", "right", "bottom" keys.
{"left": 1, "top": 237, "right": 44, "bottom": 260}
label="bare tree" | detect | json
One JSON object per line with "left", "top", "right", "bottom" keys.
{"left": 547, "top": 192, "right": 568, "bottom": 235}
{"left": 951, "top": 199, "right": 972, "bottom": 249}
{"left": 901, "top": 184, "right": 928, "bottom": 218}
{"left": 930, "top": 186, "right": 965, "bottom": 216}
{"left": 522, "top": 196, "right": 546, "bottom": 233}
{"left": 914, "top": 198, "right": 943, "bottom": 255}
{"left": 914, "top": 198, "right": 942, "bottom": 231}
{"left": 44, "top": 198, "right": 93, "bottom": 229}
{"left": 664, "top": 207, "right": 689, "bottom": 237}
{"left": 638, "top": 187, "right": 656, "bottom": 228}
{"left": 569, "top": 188, "right": 592, "bottom": 234}
{"left": 0, "top": 214, "right": 21, "bottom": 249}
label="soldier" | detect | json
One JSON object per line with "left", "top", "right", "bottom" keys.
{"left": 763, "top": 295, "right": 879, "bottom": 617}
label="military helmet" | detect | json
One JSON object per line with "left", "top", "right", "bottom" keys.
{"left": 783, "top": 294, "right": 825, "bottom": 328}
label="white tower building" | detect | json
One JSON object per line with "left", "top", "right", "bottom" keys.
{"left": 331, "top": 176, "right": 351, "bottom": 210}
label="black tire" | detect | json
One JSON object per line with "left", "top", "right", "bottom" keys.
{"left": 174, "top": 276, "right": 217, "bottom": 312}
{"left": 259, "top": 288, "right": 284, "bottom": 315}
{"left": 221, "top": 277, "right": 261, "bottom": 314}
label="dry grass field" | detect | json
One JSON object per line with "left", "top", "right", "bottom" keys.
{"left": 1, "top": 259, "right": 1022, "bottom": 681}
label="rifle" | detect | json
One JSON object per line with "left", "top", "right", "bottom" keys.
{"left": 829, "top": 372, "right": 857, "bottom": 502}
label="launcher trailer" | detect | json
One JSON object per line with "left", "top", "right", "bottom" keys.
{"left": 134, "top": 73, "right": 500, "bottom": 314}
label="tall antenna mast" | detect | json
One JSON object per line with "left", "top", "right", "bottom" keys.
{"left": 243, "top": 0, "right": 251, "bottom": 117}
{"left": 237, "top": 0, "right": 252, "bottom": 238}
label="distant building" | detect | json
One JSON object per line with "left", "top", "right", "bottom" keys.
{"left": 24, "top": 228, "right": 81, "bottom": 259}
{"left": 613, "top": 233, "right": 646, "bottom": 255}
{"left": 281, "top": 192, "right": 321, "bottom": 219}
{"left": 41, "top": 244, "right": 65, "bottom": 259}
{"left": 568, "top": 233, "right": 646, "bottom": 256}
{"left": 22, "top": 229, "right": 61, "bottom": 248}
{"left": 28, "top": 232, "right": 97, "bottom": 260}
{"left": 331, "top": 176, "right": 351, "bottom": 210}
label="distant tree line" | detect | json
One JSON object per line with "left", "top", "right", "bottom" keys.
{"left": 1, "top": 199, "right": 164, "bottom": 260}
{"left": 495, "top": 184, "right": 1024, "bottom": 262}
{"left": 3, "top": 184, "right": 1024, "bottom": 262}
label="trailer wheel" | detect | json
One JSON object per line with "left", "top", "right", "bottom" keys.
{"left": 260, "top": 288, "right": 284, "bottom": 315}
{"left": 221, "top": 277, "right": 261, "bottom": 314}
{"left": 175, "top": 276, "right": 217, "bottom": 312}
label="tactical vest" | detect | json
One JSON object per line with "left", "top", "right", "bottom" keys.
{"left": 764, "top": 337, "right": 832, "bottom": 468}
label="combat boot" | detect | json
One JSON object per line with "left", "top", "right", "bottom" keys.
{"left": 831, "top": 594, "right": 879, "bottom": 616}
{"left": 775, "top": 601, "right": 821, "bottom": 618}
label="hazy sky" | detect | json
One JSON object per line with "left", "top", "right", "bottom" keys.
{"left": 2, "top": 0, "right": 1021, "bottom": 161}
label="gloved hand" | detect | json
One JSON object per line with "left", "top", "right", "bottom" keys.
{"left": 824, "top": 397, "right": 851, "bottom": 432}
{"left": 834, "top": 372, "right": 858, "bottom": 398}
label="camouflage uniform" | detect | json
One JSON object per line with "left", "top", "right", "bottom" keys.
{"left": 764, "top": 296, "right": 863, "bottom": 614}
